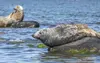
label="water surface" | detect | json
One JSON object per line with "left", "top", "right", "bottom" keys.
{"left": 0, "top": 0, "right": 100, "bottom": 63}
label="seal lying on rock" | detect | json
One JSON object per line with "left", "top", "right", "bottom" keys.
{"left": 7, "top": 5, "right": 24, "bottom": 22}
{"left": 33, "top": 24, "right": 100, "bottom": 52}
{"left": 11, "top": 21, "right": 40, "bottom": 28}
{"left": 0, "top": 17, "right": 15, "bottom": 27}
{"left": 0, "top": 5, "right": 24, "bottom": 27}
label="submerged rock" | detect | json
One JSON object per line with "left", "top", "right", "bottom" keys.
{"left": 33, "top": 24, "right": 100, "bottom": 53}
{"left": 0, "top": 32, "right": 5, "bottom": 34}
{"left": 11, "top": 21, "right": 40, "bottom": 28}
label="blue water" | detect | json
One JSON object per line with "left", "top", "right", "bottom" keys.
{"left": 0, "top": 0, "right": 100, "bottom": 63}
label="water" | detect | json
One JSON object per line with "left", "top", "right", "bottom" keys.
{"left": 0, "top": 0, "right": 100, "bottom": 63}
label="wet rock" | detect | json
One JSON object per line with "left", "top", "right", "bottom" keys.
{"left": 33, "top": 24, "right": 100, "bottom": 53}
{"left": 11, "top": 21, "right": 40, "bottom": 28}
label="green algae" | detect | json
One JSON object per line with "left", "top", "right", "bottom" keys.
{"left": 49, "top": 47, "right": 98, "bottom": 56}
{"left": 66, "top": 47, "right": 98, "bottom": 55}
{"left": 37, "top": 43, "right": 47, "bottom": 48}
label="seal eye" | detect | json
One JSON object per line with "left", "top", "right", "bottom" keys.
{"left": 39, "top": 32, "right": 42, "bottom": 34}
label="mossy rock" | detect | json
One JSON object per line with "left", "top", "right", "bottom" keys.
{"left": 0, "top": 38, "right": 5, "bottom": 41}
{"left": 66, "top": 48, "right": 98, "bottom": 55}
{"left": 37, "top": 43, "right": 47, "bottom": 48}
{"left": 49, "top": 47, "right": 98, "bottom": 55}
{"left": 8, "top": 41, "right": 24, "bottom": 44}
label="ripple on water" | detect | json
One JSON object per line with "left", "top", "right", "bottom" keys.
{"left": 0, "top": 0, "right": 100, "bottom": 63}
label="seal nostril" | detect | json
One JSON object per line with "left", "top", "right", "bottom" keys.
{"left": 32, "top": 34, "right": 40, "bottom": 39}
{"left": 32, "top": 34, "right": 38, "bottom": 38}
{"left": 32, "top": 34, "right": 34, "bottom": 37}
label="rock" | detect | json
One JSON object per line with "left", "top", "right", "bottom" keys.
{"left": 50, "top": 37, "right": 100, "bottom": 52}
{"left": 11, "top": 21, "right": 40, "bottom": 28}
{"left": 33, "top": 24, "right": 100, "bottom": 53}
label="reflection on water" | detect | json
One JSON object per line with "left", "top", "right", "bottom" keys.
{"left": 0, "top": 0, "right": 100, "bottom": 63}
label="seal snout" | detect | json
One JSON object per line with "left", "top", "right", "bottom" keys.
{"left": 32, "top": 33, "right": 41, "bottom": 39}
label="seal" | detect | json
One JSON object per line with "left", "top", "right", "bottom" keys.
{"left": 0, "top": 5, "right": 24, "bottom": 27}
{"left": 7, "top": 5, "right": 24, "bottom": 22}
{"left": 0, "top": 17, "right": 15, "bottom": 27}
{"left": 32, "top": 24, "right": 100, "bottom": 52}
